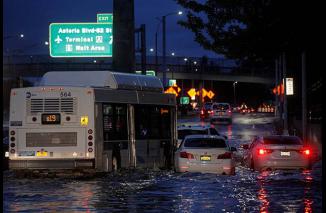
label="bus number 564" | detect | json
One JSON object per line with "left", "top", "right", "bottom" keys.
{"left": 60, "top": 92, "right": 71, "bottom": 97}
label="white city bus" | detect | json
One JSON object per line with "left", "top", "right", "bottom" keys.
{"left": 8, "top": 71, "right": 177, "bottom": 172}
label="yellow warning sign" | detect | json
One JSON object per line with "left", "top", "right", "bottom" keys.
{"left": 207, "top": 91, "right": 215, "bottom": 99}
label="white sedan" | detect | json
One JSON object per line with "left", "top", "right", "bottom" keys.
{"left": 243, "top": 135, "right": 312, "bottom": 172}
{"left": 174, "top": 135, "right": 236, "bottom": 175}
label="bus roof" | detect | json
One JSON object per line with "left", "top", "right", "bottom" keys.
{"left": 39, "top": 71, "right": 163, "bottom": 93}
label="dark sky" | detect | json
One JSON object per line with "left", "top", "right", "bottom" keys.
{"left": 3, "top": 0, "right": 221, "bottom": 58}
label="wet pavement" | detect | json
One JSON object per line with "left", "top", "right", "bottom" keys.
{"left": 3, "top": 113, "right": 323, "bottom": 212}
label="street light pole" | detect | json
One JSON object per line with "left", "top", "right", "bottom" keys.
{"left": 233, "top": 81, "right": 237, "bottom": 106}
{"left": 160, "top": 11, "right": 182, "bottom": 88}
{"left": 162, "top": 15, "right": 167, "bottom": 87}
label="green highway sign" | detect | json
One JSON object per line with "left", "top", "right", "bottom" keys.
{"left": 135, "top": 70, "right": 156, "bottom": 76}
{"left": 180, "top": 97, "right": 190, "bottom": 105}
{"left": 168, "top": 79, "right": 177, "bottom": 86}
{"left": 49, "top": 23, "right": 113, "bottom": 57}
{"left": 97, "top": 13, "right": 113, "bottom": 23}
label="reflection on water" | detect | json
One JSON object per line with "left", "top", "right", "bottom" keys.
{"left": 3, "top": 114, "right": 322, "bottom": 212}
{"left": 3, "top": 167, "right": 322, "bottom": 212}
{"left": 258, "top": 188, "right": 269, "bottom": 213}
{"left": 252, "top": 169, "right": 321, "bottom": 213}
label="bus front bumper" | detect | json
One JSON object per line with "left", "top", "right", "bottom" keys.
{"left": 9, "top": 159, "right": 95, "bottom": 170}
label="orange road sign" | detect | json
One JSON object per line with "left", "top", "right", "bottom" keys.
{"left": 202, "top": 88, "right": 208, "bottom": 97}
{"left": 187, "top": 88, "right": 197, "bottom": 98}
{"left": 207, "top": 90, "right": 215, "bottom": 99}
{"left": 165, "top": 86, "right": 178, "bottom": 96}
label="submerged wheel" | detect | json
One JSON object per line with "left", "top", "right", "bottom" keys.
{"left": 112, "top": 156, "right": 118, "bottom": 172}
{"left": 250, "top": 158, "right": 255, "bottom": 171}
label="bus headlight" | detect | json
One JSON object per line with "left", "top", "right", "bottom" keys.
{"left": 73, "top": 152, "right": 77, "bottom": 157}
{"left": 5, "top": 152, "right": 9, "bottom": 157}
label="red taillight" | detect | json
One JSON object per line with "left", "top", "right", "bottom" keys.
{"left": 258, "top": 149, "right": 273, "bottom": 155}
{"left": 217, "top": 152, "right": 232, "bottom": 159}
{"left": 300, "top": 149, "right": 311, "bottom": 156}
{"left": 180, "top": 151, "right": 194, "bottom": 159}
{"left": 200, "top": 110, "right": 204, "bottom": 115}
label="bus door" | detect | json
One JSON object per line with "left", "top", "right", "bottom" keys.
{"left": 102, "top": 104, "right": 129, "bottom": 171}
{"left": 134, "top": 105, "right": 172, "bottom": 169}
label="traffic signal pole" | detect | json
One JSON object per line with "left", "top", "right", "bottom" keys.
{"left": 275, "top": 59, "right": 279, "bottom": 117}
{"left": 282, "top": 53, "right": 289, "bottom": 135}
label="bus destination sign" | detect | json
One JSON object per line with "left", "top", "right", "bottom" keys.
{"left": 49, "top": 22, "right": 113, "bottom": 57}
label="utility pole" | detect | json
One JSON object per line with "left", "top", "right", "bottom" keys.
{"left": 155, "top": 32, "right": 158, "bottom": 74}
{"left": 301, "top": 52, "right": 307, "bottom": 144}
{"left": 282, "top": 53, "right": 289, "bottom": 135}
{"left": 140, "top": 24, "right": 146, "bottom": 75}
{"left": 134, "top": 24, "right": 146, "bottom": 75}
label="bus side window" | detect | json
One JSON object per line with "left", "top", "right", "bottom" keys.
{"left": 161, "top": 107, "right": 171, "bottom": 139}
{"left": 135, "top": 106, "right": 149, "bottom": 139}
{"left": 149, "top": 107, "right": 161, "bottom": 139}
{"left": 103, "top": 104, "right": 128, "bottom": 141}
{"left": 135, "top": 106, "right": 171, "bottom": 140}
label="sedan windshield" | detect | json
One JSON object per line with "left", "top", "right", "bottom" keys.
{"left": 178, "top": 129, "right": 208, "bottom": 140}
{"left": 184, "top": 138, "right": 226, "bottom": 148}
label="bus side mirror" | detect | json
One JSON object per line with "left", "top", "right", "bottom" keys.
{"left": 242, "top": 144, "right": 249, "bottom": 150}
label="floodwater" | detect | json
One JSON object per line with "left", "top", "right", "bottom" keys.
{"left": 3, "top": 113, "right": 323, "bottom": 212}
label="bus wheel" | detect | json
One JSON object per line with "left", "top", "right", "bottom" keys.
{"left": 112, "top": 156, "right": 118, "bottom": 172}
{"left": 251, "top": 159, "right": 255, "bottom": 171}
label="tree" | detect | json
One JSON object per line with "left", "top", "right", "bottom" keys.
{"left": 175, "top": 0, "right": 320, "bottom": 67}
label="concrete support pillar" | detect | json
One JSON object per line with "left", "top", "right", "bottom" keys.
{"left": 112, "top": 0, "right": 135, "bottom": 72}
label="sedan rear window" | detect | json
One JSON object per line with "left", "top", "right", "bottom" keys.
{"left": 184, "top": 138, "right": 226, "bottom": 148}
{"left": 212, "top": 104, "right": 230, "bottom": 110}
{"left": 204, "top": 103, "right": 213, "bottom": 110}
{"left": 178, "top": 129, "right": 208, "bottom": 140}
{"left": 263, "top": 137, "right": 303, "bottom": 145}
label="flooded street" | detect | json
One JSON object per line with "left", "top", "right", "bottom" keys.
{"left": 3, "top": 113, "right": 322, "bottom": 212}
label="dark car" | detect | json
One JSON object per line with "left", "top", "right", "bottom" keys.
{"left": 200, "top": 102, "right": 213, "bottom": 120}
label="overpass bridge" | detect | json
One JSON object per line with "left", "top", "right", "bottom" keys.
{"left": 2, "top": 55, "right": 275, "bottom": 121}
{"left": 3, "top": 55, "right": 274, "bottom": 85}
